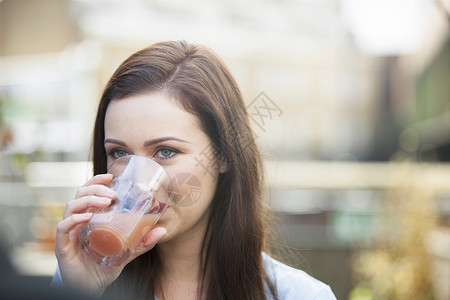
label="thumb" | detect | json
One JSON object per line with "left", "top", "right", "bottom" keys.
{"left": 142, "top": 227, "right": 167, "bottom": 247}
{"left": 129, "top": 227, "right": 167, "bottom": 260}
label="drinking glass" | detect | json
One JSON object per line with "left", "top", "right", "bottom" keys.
{"left": 79, "top": 155, "right": 173, "bottom": 266}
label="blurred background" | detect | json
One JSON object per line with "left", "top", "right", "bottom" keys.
{"left": 0, "top": 0, "right": 449, "bottom": 299}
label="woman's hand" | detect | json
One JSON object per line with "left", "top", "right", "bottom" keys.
{"left": 54, "top": 174, "right": 166, "bottom": 297}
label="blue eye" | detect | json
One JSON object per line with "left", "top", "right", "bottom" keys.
{"left": 109, "top": 149, "right": 129, "bottom": 159}
{"left": 154, "top": 147, "right": 179, "bottom": 160}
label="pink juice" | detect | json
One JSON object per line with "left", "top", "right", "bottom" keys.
{"left": 86, "top": 212, "right": 159, "bottom": 258}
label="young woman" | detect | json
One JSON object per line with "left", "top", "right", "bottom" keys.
{"left": 53, "top": 41, "right": 336, "bottom": 300}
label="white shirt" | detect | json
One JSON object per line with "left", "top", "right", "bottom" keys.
{"left": 52, "top": 254, "right": 337, "bottom": 299}
{"left": 263, "top": 253, "right": 337, "bottom": 300}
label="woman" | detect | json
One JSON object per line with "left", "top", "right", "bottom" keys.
{"left": 53, "top": 41, "right": 336, "bottom": 300}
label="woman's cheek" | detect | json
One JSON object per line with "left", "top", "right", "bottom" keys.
{"left": 164, "top": 156, "right": 218, "bottom": 208}
{"left": 170, "top": 172, "right": 203, "bottom": 207}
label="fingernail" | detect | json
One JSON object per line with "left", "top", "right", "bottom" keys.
{"left": 101, "top": 197, "right": 111, "bottom": 203}
{"left": 100, "top": 173, "right": 113, "bottom": 179}
{"left": 156, "top": 227, "right": 167, "bottom": 236}
{"left": 107, "top": 190, "right": 118, "bottom": 198}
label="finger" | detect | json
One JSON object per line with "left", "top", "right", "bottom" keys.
{"left": 82, "top": 173, "right": 113, "bottom": 187}
{"left": 63, "top": 196, "right": 112, "bottom": 218}
{"left": 76, "top": 184, "right": 118, "bottom": 200}
{"left": 56, "top": 213, "right": 93, "bottom": 248}
{"left": 69, "top": 222, "right": 90, "bottom": 242}
{"left": 130, "top": 227, "right": 167, "bottom": 259}
{"left": 142, "top": 227, "right": 167, "bottom": 247}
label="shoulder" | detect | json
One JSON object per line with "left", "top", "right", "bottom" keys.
{"left": 262, "top": 253, "right": 337, "bottom": 300}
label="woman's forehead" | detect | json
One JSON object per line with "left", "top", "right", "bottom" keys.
{"left": 104, "top": 93, "right": 203, "bottom": 140}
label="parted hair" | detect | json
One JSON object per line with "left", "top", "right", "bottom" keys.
{"left": 92, "top": 41, "right": 277, "bottom": 300}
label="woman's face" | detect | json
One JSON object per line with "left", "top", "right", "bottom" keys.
{"left": 104, "top": 93, "right": 221, "bottom": 243}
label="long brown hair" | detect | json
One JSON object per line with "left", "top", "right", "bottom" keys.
{"left": 94, "top": 41, "right": 277, "bottom": 300}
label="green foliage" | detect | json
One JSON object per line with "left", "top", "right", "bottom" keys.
{"left": 351, "top": 163, "right": 438, "bottom": 300}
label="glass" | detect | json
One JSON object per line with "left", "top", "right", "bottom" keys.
{"left": 79, "top": 155, "right": 173, "bottom": 266}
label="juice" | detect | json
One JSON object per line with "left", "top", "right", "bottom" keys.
{"left": 81, "top": 212, "right": 159, "bottom": 266}
{"left": 89, "top": 228, "right": 124, "bottom": 257}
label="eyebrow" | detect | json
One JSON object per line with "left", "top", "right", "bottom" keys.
{"left": 104, "top": 137, "right": 190, "bottom": 147}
